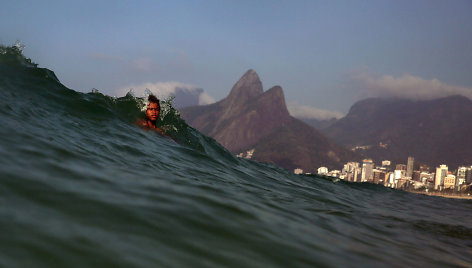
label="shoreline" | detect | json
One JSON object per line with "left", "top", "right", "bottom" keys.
{"left": 407, "top": 190, "right": 472, "bottom": 200}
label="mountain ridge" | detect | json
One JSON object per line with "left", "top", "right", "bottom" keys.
{"left": 322, "top": 95, "right": 472, "bottom": 168}
{"left": 179, "top": 70, "right": 358, "bottom": 171}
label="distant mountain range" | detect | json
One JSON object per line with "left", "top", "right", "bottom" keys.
{"left": 322, "top": 95, "right": 472, "bottom": 169}
{"left": 178, "top": 69, "right": 472, "bottom": 171}
{"left": 179, "top": 70, "right": 358, "bottom": 171}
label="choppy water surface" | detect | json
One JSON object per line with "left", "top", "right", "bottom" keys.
{"left": 1, "top": 46, "right": 471, "bottom": 267}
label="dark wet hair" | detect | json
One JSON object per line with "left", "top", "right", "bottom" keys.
{"left": 148, "top": 94, "right": 160, "bottom": 110}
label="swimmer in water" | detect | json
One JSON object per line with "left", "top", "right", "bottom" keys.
{"left": 136, "top": 94, "right": 166, "bottom": 136}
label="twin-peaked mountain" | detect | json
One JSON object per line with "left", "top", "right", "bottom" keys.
{"left": 322, "top": 95, "right": 472, "bottom": 168}
{"left": 179, "top": 70, "right": 358, "bottom": 171}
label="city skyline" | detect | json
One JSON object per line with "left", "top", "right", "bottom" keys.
{"left": 310, "top": 155, "right": 472, "bottom": 193}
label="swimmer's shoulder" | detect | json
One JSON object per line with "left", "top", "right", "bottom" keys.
{"left": 135, "top": 119, "right": 148, "bottom": 128}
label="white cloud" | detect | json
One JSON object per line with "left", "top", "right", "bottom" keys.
{"left": 287, "top": 102, "right": 344, "bottom": 120}
{"left": 354, "top": 73, "right": 472, "bottom": 100}
{"left": 116, "top": 81, "right": 215, "bottom": 107}
{"left": 116, "top": 81, "right": 196, "bottom": 98}
{"left": 198, "top": 92, "right": 216, "bottom": 105}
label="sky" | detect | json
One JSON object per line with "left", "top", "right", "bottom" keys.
{"left": 1, "top": 0, "right": 472, "bottom": 119}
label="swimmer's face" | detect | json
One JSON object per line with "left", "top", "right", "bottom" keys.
{"left": 146, "top": 102, "right": 160, "bottom": 121}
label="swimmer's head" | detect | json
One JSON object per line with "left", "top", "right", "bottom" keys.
{"left": 146, "top": 94, "right": 160, "bottom": 122}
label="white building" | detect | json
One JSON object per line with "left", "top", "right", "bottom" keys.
{"left": 456, "top": 167, "right": 468, "bottom": 187}
{"left": 328, "top": 170, "right": 341, "bottom": 178}
{"left": 393, "top": 169, "right": 403, "bottom": 187}
{"left": 361, "top": 159, "right": 374, "bottom": 182}
{"left": 435, "top": 164, "right": 448, "bottom": 190}
{"left": 343, "top": 162, "right": 359, "bottom": 173}
{"left": 294, "top": 168, "right": 303, "bottom": 175}
{"left": 245, "top": 149, "right": 255, "bottom": 159}
{"left": 343, "top": 163, "right": 360, "bottom": 182}
{"left": 318, "top": 167, "right": 329, "bottom": 175}
{"left": 444, "top": 174, "right": 456, "bottom": 189}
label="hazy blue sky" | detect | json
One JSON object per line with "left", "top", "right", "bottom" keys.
{"left": 2, "top": 0, "right": 471, "bottom": 118}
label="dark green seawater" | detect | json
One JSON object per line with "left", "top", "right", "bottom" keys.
{"left": 1, "top": 45, "right": 471, "bottom": 267}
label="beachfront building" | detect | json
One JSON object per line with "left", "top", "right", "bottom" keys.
{"left": 347, "top": 171, "right": 359, "bottom": 182}
{"left": 294, "top": 168, "right": 303, "bottom": 175}
{"left": 245, "top": 149, "right": 255, "bottom": 159}
{"left": 406, "top": 156, "right": 414, "bottom": 179}
{"left": 317, "top": 167, "right": 328, "bottom": 175}
{"left": 466, "top": 167, "right": 472, "bottom": 184}
{"left": 435, "top": 165, "right": 448, "bottom": 190}
{"left": 443, "top": 174, "right": 456, "bottom": 190}
{"left": 393, "top": 169, "right": 403, "bottom": 188}
{"left": 383, "top": 172, "right": 392, "bottom": 187}
{"left": 372, "top": 168, "right": 385, "bottom": 184}
{"left": 236, "top": 148, "right": 255, "bottom": 159}
{"left": 328, "top": 170, "right": 341, "bottom": 178}
{"left": 419, "top": 172, "right": 435, "bottom": 187}
{"left": 386, "top": 172, "right": 396, "bottom": 188}
{"left": 397, "top": 177, "right": 410, "bottom": 189}
{"left": 361, "top": 159, "right": 374, "bottom": 182}
{"left": 342, "top": 162, "right": 360, "bottom": 182}
{"left": 456, "top": 167, "right": 468, "bottom": 189}
{"left": 372, "top": 169, "right": 386, "bottom": 184}
{"left": 396, "top": 164, "right": 407, "bottom": 178}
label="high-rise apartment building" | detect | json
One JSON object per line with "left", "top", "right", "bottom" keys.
{"left": 435, "top": 164, "right": 448, "bottom": 190}
{"left": 456, "top": 167, "right": 468, "bottom": 188}
{"left": 361, "top": 159, "right": 374, "bottom": 182}
{"left": 393, "top": 169, "right": 403, "bottom": 188}
{"left": 466, "top": 167, "right": 472, "bottom": 184}
{"left": 343, "top": 162, "right": 359, "bottom": 173}
{"left": 342, "top": 162, "right": 360, "bottom": 182}
{"left": 385, "top": 172, "right": 393, "bottom": 187}
{"left": 372, "top": 169, "right": 386, "bottom": 184}
{"left": 406, "top": 156, "right": 414, "bottom": 178}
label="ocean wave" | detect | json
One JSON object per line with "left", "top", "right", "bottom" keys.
{"left": 0, "top": 45, "right": 471, "bottom": 268}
